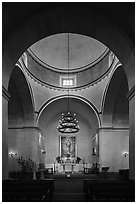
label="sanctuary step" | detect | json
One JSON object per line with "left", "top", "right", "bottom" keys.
{"left": 52, "top": 193, "right": 86, "bottom": 202}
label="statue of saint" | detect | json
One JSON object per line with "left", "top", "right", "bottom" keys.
{"left": 65, "top": 139, "right": 72, "bottom": 154}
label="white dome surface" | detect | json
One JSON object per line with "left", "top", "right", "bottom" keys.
{"left": 30, "top": 33, "right": 107, "bottom": 70}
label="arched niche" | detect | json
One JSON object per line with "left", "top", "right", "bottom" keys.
{"left": 38, "top": 97, "right": 99, "bottom": 166}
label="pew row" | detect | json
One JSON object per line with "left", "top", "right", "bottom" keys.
{"left": 84, "top": 179, "right": 135, "bottom": 202}
{"left": 2, "top": 179, "right": 54, "bottom": 202}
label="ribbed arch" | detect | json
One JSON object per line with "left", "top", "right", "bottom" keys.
{"left": 37, "top": 95, "right": 101, "bottom": 128}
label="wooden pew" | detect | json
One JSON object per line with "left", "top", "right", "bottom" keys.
{"left": 84, "top": 179, "right": 135, "bottom": 202}
{"left": 2, "top": 179, "right": 54, "bottom": 201}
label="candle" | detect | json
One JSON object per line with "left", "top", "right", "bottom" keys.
{"left": 76, "top": 145, "right": 78, "bottom": 157}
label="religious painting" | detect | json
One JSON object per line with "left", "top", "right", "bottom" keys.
{"left": 60, "top": 136, "right": 76, "bottom": 157}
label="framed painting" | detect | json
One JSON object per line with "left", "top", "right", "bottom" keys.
{"left": 60, "top": 136, "right": 76, "bottom": 157}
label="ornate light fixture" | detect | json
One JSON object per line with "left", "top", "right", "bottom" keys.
{"left": 57, "top": 33, "right": 80, "bottom": 133}
{"left": 9, "top": 152, "right": 17, "bottom": 157}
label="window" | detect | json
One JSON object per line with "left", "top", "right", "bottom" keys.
{"left": 60, "top": 76, "right": 76, "bottom": 87}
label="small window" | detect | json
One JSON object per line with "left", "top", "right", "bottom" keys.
{"left": 60, "top": 76, "right": 76, "bottom": 87}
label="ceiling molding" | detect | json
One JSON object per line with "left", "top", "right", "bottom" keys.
{"left": 99, "top": 127, "right": 129, "bottom": 131}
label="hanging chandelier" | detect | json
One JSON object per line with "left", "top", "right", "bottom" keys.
{"left": 57, "top": 33, "right": 80, "bottom": 134}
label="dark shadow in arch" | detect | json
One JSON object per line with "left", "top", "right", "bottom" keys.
{"left": 102, "top": 66, "right": 129, "bottom": 127}
{"left": 8, "top": 66, "right": 35, "bottom": 127}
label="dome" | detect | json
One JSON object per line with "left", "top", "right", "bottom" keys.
{"left": 21, "top": 33, "right": 113, "bottom": 90}
{"left": 29, "top": 33, "right": 108, "bottom": 71}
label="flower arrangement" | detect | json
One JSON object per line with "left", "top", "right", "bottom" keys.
{"left": 17, "top": 157, "right": 37, "bottom": 172}
{"left": 56, "top": 156, "right": 61, "bottom": 163}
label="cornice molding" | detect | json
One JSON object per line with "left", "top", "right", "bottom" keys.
{"left": 127, "top": 86, "right": 135, "bottom": 101}
{"left": 2, "top": 86, "right": 10, "bottom": 101}
{"left": 8, "top": 126, "right": 41, "bottom": 132}
{"left": 99, "top": 127, "right": 129, "bottom": 131}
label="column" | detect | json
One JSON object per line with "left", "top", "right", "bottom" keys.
{"left": 127, "top": 86, "right": 135, "bottom": 179}
{"left": 2, "top": 86, "right": 10, "bottom": 179}
{"left": 23, "top": 127, "right": 40, "bottom": 164}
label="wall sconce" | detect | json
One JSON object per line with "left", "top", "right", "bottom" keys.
{"left": 122, "top": 152, "right": 129, "bottom": 157}
{"left": 9, "top": 152, "right": 17, "bottom": 158}
{"left": 41, "top": 149, "right": 46, "bottom": 156}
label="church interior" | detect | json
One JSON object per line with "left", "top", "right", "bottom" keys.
{"left": 2, "top": 2, "right": 135, "bottom": 202}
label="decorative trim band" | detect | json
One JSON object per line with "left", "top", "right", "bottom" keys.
{"left": 127, "top": 86, "right": 135, "bottom": 101}
{"left": 2, "top": 86, "right": 10, "bottom": 101}
{"left": 99, "top": 127, "right": 129, "bottom": 131}
{"left": 8, "top": 126, "right": 41, "bottom": 131}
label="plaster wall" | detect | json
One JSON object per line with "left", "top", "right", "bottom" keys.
{"left": 8, "top": 127, "right": 39, "bottom": 172}
{"left": 99, "top": 129, "right": 129, "bottom": 172}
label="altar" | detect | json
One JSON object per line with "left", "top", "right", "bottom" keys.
{"left": 56, "top": 156, "right": 81, "bottom": 173}
{"left": 61, "top": 163, "right": 75, "bottom": 172}
{"left": 56, "top": 135, "right": 81, "bottom": 173}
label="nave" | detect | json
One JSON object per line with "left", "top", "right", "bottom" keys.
{"left": 3, "top": 171, "right": 135, "bottom": 202}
